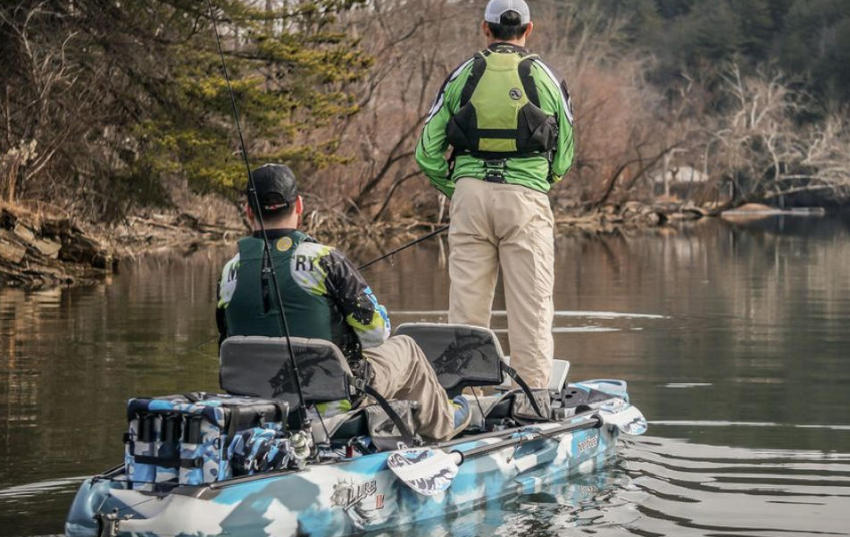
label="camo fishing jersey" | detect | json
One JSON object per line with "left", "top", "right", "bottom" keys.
{"left": 217, "top": 229, "right": 390, "bottom": 360}
{"left": 415, "top": 42, "right": 575, "bottom": 198}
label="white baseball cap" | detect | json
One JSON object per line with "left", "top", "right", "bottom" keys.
{"left": 484, "top": 0, "right": 531, "bottom": 25}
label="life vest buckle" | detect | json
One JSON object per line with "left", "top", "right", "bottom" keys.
{"left": 483, "top": 159, "right": 507, "bottom": 183}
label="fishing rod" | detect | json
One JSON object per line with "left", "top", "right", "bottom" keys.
{"left": 358, "top": 225, "right": 449, "bottom": 271}
{"left": 205, "top": 0, "right": 310, "bottom": 428}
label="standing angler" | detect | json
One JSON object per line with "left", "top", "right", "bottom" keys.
{"left": 415, "top": 0, "right": 575, "bottom": 389}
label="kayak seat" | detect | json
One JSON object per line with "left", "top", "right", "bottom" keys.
{"left": 313, "top": 400, "right": 419, "bottom": 451}
{"left": 222, "top": 337, "right": 421, "bottom": 447}
{"left": 220, "top": 336, "right": 353, "bottom": 413}
{"left": 329, "top": 412, "right": 368, "bottom": 440}
{"left": 484, "top": 393, "right": 515, "bottom": 420}
{"left": 394, "top": 323, "right": 505, "bottom": 398}
{"left": 461, "top": 391, "right": 525, "bottom": 430}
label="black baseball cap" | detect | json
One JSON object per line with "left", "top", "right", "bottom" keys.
{"left": 248, "top": 163, "right": 298, "bottom": 212}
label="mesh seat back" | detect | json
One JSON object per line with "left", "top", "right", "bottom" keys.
{"left": 394, "top": 323, "right": 504, "bottom": 396}
{"left": 220, "top": 336, "right": 351, "bottom": 411}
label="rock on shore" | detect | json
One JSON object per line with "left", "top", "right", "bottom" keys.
{"left": 555, "top": 201, "right": 708, "bottom": 232}
{"left": 0, "top": 197, "right": 718, "bottom": 289}
{"left": 0, "top": 204, "right": 243, "bottom": 289}
{"left": 0, "top": 206, "right": 114, "bottom": 288}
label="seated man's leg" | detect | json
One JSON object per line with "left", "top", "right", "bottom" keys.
{"left": 363, "top": 335, "right": 456, "bottom": 441}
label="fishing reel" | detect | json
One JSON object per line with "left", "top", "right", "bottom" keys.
{"left": 289, "top": 429, "right": 313, "bottom": 469}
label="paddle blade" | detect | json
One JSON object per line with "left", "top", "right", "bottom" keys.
{"left": 387, "top": 448, "right": 460, "bottom": 496}
{"left": 597, "top": 399, "right": 648, "bottom": 435}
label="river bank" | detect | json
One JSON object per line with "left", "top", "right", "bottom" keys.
{"left": 0, "top": 195, "right": 244, "bottom": 289}
{"left": 0, "top": 198, "right": 812, "bottom": 290}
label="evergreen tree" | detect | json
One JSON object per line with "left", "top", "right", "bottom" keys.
{"left": 631, "top": 0, "right": 850, "bottom": 107}
{"left": 0, "top": 0, "right": 369, "bottom": 218}
{"left": 780, "top": 0, "right": 850, "bottom": 102}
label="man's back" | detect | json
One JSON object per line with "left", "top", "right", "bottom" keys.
{"left": 415, "top": 43, "right": 574, "bottom": 198}
{"left": 217, "top": 230, "right": 389, "bottom": 360}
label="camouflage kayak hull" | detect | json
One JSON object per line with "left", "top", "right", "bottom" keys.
{"left": 65, "top": 414, "right": 619, "bottom": 537}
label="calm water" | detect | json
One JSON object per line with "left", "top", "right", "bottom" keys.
{"left": 1, "top": 216, "right": 849, "bottom": 536}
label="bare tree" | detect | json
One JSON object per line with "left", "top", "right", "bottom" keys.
{"left": 307, "top": 0, "right": 475, "bottom": 222}
{"left": 706, "top": 63, "right": 850, "bottom": 207}
{"left": 1, "top": 3, "right": 81, "bottom": 206}
{"left": 313, "top": 0, "right": 688, "bottom": 219}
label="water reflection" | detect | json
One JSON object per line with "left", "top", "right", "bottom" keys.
{"left": 1, "top": 216, "right": 849, "bottom": 535}
{"left": 0, "top": 249, "right": 228, "bottom": 536}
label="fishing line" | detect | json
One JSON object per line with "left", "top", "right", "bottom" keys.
{"left": 357, "top": 225, "right": 449, "bottom": 271}
{"left": 177, "top": 334, "right": 219, "bottom": 360}
{"left": 205, "top": 0, "right": 310, "bottom": 427}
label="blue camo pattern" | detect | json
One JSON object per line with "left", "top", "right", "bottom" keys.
{"left": 125, "top": 395, "right": 285, "bottom": 489}
{"left": 227, "top": 426, "right": 290, "bottom": 475}
{"left": 68, "top": 413, "right": 621, "bottom": 537}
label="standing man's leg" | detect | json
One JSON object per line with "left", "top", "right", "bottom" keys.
{"left": 448, "top": 178, "right": 499, "bottom": 328}
{"left": 495, "top": 185, "right": 555, "bottom": 389}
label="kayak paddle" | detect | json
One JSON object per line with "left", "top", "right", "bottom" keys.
{"left": 387, "top": 399, "right": 646, "bottom": 496}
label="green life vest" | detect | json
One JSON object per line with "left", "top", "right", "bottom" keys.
{"left": 446, "top": 47, "right": 559, "bottom": 158}
{"left": 224, "top": 232, "right": 358, "bottom": 356}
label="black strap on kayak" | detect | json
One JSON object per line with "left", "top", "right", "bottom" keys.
{"left": 500, "top": 361, "right": 546, "bottom": 419}
{"left": 131, "top": 454, "right": 200, "bottom": 469}
{"left": 272, "top": 401, "right": 289, "bottom": 423}
{"left": 226, "top": 405, "right": 245, "bottom": 441}
{"left": 351, "top": 376, "right": 419, "bottom": 447}
{"left": 132, "top": 455, "right": 171, "bottom": 466}
{"left": 180, "top": 458, "right": 204, "bottom": 469}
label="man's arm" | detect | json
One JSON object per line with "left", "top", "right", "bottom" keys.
{"left": 216, "top": 253, "right": 240, "bottom": 346}
{"left": 415, "top": 59, "right": 475, "bottom": 198}
{"left": 216, "top": 298, "right": 228, "bottom": 347}
{"left": 531, "top": 60, "right": 575, "bottom": 182}
{"left": 291, "top": 242, "right": 390, "bottom": 349}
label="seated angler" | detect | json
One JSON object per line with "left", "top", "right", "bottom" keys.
{"left": 216, "top": 163, "right": 471, "bottom": 442}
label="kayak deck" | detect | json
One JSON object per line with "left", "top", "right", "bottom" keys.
{"left": 66, "top": 387, "right": 629, "bottom": 537}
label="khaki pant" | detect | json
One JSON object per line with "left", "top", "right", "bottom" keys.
{"left": 363, "top": 335, "right": 455, "bottom": 441}
{"left": 448, "top": 178, "right": 555, "bottom": 388}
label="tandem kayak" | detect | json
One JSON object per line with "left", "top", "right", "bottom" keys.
{"left": 65, "top": 324, "right": 646, "bottom": 537}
